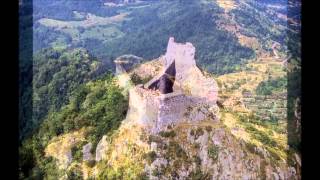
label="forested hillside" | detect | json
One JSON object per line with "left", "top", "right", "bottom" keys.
{"left": 20, "top": 48, "right": 107, "bottom": 140}
{"left": 19, "top": 74, "right": 128, "bottom": 179}
{"left": 33, "top": 0, "right": 255, "bottom": 74}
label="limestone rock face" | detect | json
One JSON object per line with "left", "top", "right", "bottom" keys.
{"left": 95, "top": 135, "right": 109, "bottom": 162}
{"left": 114, "top": 54, "right": 143, "bottom": 75}
{"left": 89, "top": 37, "right": 299, "bottom": 180}
{"left": 82, "top": 142, "right": 93, "bottom": 162}
{"left": 44, "top": 128, "right": 87, "bottom": 170}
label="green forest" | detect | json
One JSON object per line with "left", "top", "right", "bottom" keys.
{"left": 20, "top": 48, "right": 108, "bottom": 140}
{"left": 19, "top": 73, "right": 128, "bottom": 179}
{"left": 33, "top": 0, "right": 255, "bottom": 75}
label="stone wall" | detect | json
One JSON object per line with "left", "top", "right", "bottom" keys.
{"left": 126, "top": 86, "right": 218, "bottom": 134}
{"left": 154, "top": 93, "right": 192, "bottom": 133}
{"left": 125, "top": 85, "right": 160, "bottom": 129}
{"left": 162, "top": 37, "right": 219, "bottom": 104}
{"left": 119, "top": 37, "right": 220, "bottom": 134}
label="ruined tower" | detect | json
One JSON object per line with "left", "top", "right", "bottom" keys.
{"left": 123, "top": 37, "right": 219, "bottom": 133}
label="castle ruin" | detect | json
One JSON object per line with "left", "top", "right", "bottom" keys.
{"left": 117, "top": 37, "right": 219, "bottom": 133}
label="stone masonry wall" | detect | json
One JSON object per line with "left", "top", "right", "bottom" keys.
{"left": 121, "top": 37, "right": 220, "bottom": 134}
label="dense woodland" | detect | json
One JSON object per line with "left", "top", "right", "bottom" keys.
{"left": 19, "top": 74, "right": 128, "bottom": 179}
{"left": 33, "top": 0, "right": 255, "bottom": 74}
{"left": 19, "top": 0, "right": 34, "bottom": 141}
{"left": 20, "top": 48, "right": 107, "bottom": 140}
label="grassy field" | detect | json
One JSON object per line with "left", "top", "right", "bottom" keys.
{"left": 38, "top": 12, "right": 127, "bottom": 44}
{"left": 38, "top": 13, "right": 128, "bottom": 29}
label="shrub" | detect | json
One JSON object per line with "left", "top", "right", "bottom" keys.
{"left": 152, "top": 168, "right": 163, "bottom": 177}
{"left": 205, "top": 126, "right": 212, "bottom": 132}
{"left": 193, "top": 156, "right": 202, "bottom": 167}
{"left": 71, "top": 144, "right": 83, "bottom": 162}
{"left": 145, "top": 151, "right": 157, "bottom": 165}
{"left": 159, "top": 130, "right": 176, "bottom": 138}
{"left": 139, "top": 131, "right": 148, "bottom": 142}
{"left": 85, "top": 160, "right": 96, "bottom": 168}
{"left": 255, "top": 132, "right": 277, "bottom": 147}
{"left": 195, "top": 127, "right": 204, "bottom": 139}
{"left": 166, "top": 141, "right": 188, "bottom": 161}
{"left": 188, "top": 168, "right": 210, "bottom": 180}
{"left": 67, "top": 167, "right": 83, "bottom": 180}
{"left": 131, "top": 73, "right": 152, "bottom": 85}
{"left": 208, "top": 144, "right": 219, "bottom": 161}
{"left": 148, "top": 135, "right": 162, "bottom": 144}
{"left": 245, "top": 142, "right": 256, "bottom": 154}
{"left": 244, "top": 124, "right": 278, "bottom": 147}
{"left": 256, "top": 76, "right": 287, "bottom": 96}
{"left": 190, "top": 129, "right": 195, "bottom": 136}
{"left": 193, "top": 143, "right": 200, "bottom": 149}
{"left": 260, "top": 160, "right": 267, "bottom": 179}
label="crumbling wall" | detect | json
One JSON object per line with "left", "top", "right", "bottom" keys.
{"left": 162, "top": 37, "right": 219, "bottom": 104}
{"left": 122, "top": 37, "right": 220, "bottom": 134}
{"left": 154, "top": 93, "right": 192, "bottom": 133}
{"left": 125, "top": 86, "right": 160, "bottom": 129}
{"left": 126, "top": 86, "right": 216, "bottom": 134}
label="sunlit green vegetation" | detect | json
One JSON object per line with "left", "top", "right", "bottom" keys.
{"left": 131, "top": 72, "right": 153, "bottom": 85}
{"left": 26, "top": 48, "right": 106, "bottom": 140}
{"left": 208, "top": 144, "right": 219, "bottom": 161}
{"left": 144, "top": 151, "right": 157, "bottom": 165}
{"left": 19, "top": 74, "right": 128, "bottom": 179}
{"left": 256, "top": 76, "right": 287, "bottom": 96}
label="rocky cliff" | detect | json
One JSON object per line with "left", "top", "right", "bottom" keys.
{"left": 43, "top": 37, "right": 299, "bottom": 179}
{"left": 91, "top": 37, "right": 299, "bottom": 179}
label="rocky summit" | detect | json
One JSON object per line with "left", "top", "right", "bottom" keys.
{"left": 37, "top": 37, "right": 300, "bottom": 180}
{"left": 90, "top": 37, "right": 298, "bottom": 179}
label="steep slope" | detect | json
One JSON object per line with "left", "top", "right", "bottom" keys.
{"left": 20, "top": 48, "right": 106, "bottom": 140}
{"left": 92, "top": 38, "right": 299, "bottom": 179}
{"left": 19, "top": 37, "right": 300, "bottom": 179}
{"left": 19, "top": 74, "right": 128, "bottom": 179}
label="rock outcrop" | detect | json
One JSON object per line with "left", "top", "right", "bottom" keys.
{"left": 114, "top": 54, "right": 143, "bottom": 75}
{"left": 82, "top": 143, "right": 93, "bottom": 162}
{"left": 44, "top": 128, "right": 88, "bottom": 170}
{"left": 95, "top": 135, "right": 109, "bottom": 162}
{"left": 90, "top": 37, "right": 299, "bottom": 180}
